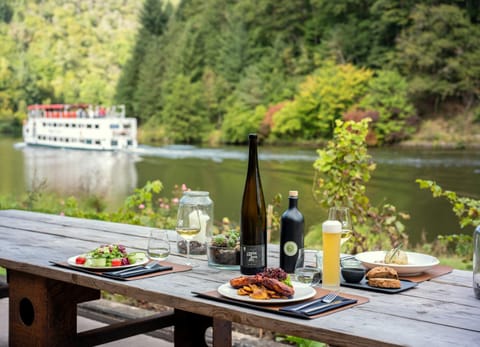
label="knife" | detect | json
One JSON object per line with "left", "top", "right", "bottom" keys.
{"left": 106, "top": 264, "right": 173, "bottom": 278}
{"left": 104, "top": 264, "right": 147, "bottom": 276}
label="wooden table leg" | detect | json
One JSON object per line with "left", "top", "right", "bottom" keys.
{"left": 173, "top": 309, "right": 231, "bottom": 347}
{"left": 8, "top": 270, "right": 99, "bottom": 347}
{"left": 212, "top": 318, "right": 232, "bottom": 347}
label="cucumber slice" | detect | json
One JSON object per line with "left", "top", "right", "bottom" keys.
{"left": 128, "top": 252, "right": 147, "bottom": 264}
{"left": 85, "top": 258, "right": 107, "bottom": 267}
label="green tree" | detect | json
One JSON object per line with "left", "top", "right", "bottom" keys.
{"left": 115, "top": 0, "right": 171, "bottom": 120}
{"left": 0, "top": 1, "right": 13, "bottom": 23}
{"left": 353, "top": 70, "right": 417, "bottom": 144}
{"left": 161, "top": 74, "right": 209, "bottom": 143}
{"left": 272, "top": 61, "right": 373, "bottom": 139}
{"left": 221, "top": 103, "right": 266, "bottom": 143}
{"left": 394, "top": 4, "right": 480, "bottom": 105}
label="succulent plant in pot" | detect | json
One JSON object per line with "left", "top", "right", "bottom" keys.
{"left": 208, "top": 230, "right": 240, "bottom": 268}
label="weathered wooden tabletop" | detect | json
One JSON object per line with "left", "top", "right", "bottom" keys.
{"left": 0, "top": 209, "right": 478, "bottom": 347}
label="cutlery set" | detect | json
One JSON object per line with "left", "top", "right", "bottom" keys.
{"left": 280, "top": 293, "right": 357, "bottom": 316}
{"left": 103, "top": 261, "right": 173, "bottom": 279}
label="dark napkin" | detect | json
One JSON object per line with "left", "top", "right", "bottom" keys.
{"left": 194, "top": 288, "right": 368, "bottom": 320}
{"left": 102, "top": 264, "right": 173, "bottom": 279}
{"left": 50, "top": 260, "right": 190, "bottom": 281}
{"left": 280, "top": 295, "right": 357, "bottom": 317}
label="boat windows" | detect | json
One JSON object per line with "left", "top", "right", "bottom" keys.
{"left": 72, "top": 124, "right": 77, "bottom": 128}
{"left": 127, "top": 140, "right": 133, "bottom": 146}
{"left": 95, "top": 140, "right": 101, "bottom": 145}
{"left": 86, "top": 139, "right": 92, "bottom": 144}
{"left": 95, "top": 124, "right": 99, "bottom": 129}
{"left": 123, "top": 124, "right": 131, "bottom": 129}
{"left": 111, "top": 140, "right": 118, "bottom": 146}
{"left": 87, "top": 124, "right": 92, "bottom": 128}
{"left": 110, "top": 124, "right": 120, "bottom": 129}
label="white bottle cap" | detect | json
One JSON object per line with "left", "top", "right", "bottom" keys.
{"left": 288, "top": 190, "right": 298, "bottom": 197}
{"left": 322, "top": 220, "right": 341, "bottom": 233}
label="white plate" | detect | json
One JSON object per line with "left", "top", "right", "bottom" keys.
{"left": 217, "top": 281, "right": 316, "bottom": 304}
{"left": 355, "top": 251, "right": 440, "bottom": 276}
{"left": 67, "top": 255, "right": 149, "bottom": 271}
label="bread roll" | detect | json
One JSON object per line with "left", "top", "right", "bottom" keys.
{"left": 366, "top": 266, "right": 401, "bottom": 289}
{"left": 366, "top": 266, "right": 399, "bottom": 280}
{"left": 368, "top": 278, "right": 401, "bottom": 289}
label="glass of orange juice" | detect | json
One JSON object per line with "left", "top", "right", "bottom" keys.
{"left": 322, "top": 220, "right": 342, "bottom": 291}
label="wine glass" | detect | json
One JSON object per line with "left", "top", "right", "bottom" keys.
{"left": 147, "top": 229, "right": 171, "bottom": 262}
{"left": 176, "top": 204, "right": 202, "bottom": 267}
{"left": 294, "top": 249, "right": 322, "bottom": 286}
{"left": 328, "top": 207, "right": 353, "bottom": 246}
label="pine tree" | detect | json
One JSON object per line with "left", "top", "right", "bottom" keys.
{"left": 115, "top": 0, "right": 171, "bottom": 120}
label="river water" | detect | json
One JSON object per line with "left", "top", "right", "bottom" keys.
{"left": 1, "top": 137, "right": 479, "bottom": 245}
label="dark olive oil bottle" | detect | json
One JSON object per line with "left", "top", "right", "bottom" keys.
{"left": 240, "top": 134, "right": 267, "bottom": 275}
{"left": 280, "top": 190, "right": 304, "bottom": 273}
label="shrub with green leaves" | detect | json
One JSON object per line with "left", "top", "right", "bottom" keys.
{"left": 352, "top": 70, "right": 418, "bottom": 144}
{"left": 272, "top": 61, "right": 372, "bottom": 140}
{"left": 416, "top": 179, "right": 480, "bottom": 229}
{"left": 221, "top": 103, "right": 266, "bottom": 143}
{"left": 310, "top": 119, "right": 409, "bottom": 253}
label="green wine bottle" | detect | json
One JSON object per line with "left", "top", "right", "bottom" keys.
{"left": 240, "top": 134, "right": 267, "bottom": 275}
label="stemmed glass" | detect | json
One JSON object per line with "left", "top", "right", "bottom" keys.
{"left": 294, "top": 249, "right": 322, "bottom": 286}
{"left": 175, "top": 204, "right": 202, "bottom": 267}
{"left": 328, "top": 207, "right": 353, "bottom": 247}
{"left": 147, "top": 229, "right": 171, "bottom": 262}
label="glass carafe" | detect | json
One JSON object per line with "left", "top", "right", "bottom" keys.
{"left": 176, "top": 191, "right": 213, "bottom": 256}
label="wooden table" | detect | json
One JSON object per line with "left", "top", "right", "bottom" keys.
{"left": 0, "top": 209, "right": 478, "bottom": 347}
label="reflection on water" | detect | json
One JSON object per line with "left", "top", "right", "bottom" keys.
{"left": 134, "top": 144, "right": 317, "bottom": 162}
{"left": 20, "top": 144, "right": 139, "bottom": 208}
{"left": 2, "top": 139, "right": 479, "bottom": 244}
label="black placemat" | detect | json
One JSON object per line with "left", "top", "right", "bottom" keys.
{"left": 340, "top": 279, "right": 418, "bottom": 293}
{"left": 194, "top": 288, "right": 369, "bottom": 319}
{"left": 50, "top": 261, "right": 191, "bottom": 281}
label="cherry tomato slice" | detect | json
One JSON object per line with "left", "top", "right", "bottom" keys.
{"left": 111, "top": 258, "right": 122, "bottom": 267}
{"left": 75, "top": 256, "right": 86, "bottom": 265}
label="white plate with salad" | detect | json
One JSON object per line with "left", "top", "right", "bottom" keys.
{"left": 67, "top": 244, "right": 148, "bottom": 271}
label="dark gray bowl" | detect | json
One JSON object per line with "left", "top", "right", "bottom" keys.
{"left": 341, "top": 267, "right": 366, "bottom": 283}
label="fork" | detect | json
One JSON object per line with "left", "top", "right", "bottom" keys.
{"left": 290, "top": 291, "right": 339, "bottom": 311}
{"left": 321, "top": 291, "right": 339, "bottom": 304}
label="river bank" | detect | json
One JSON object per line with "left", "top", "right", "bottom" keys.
{"left": 138, "top": 112, "right": 480, "bottom": 149}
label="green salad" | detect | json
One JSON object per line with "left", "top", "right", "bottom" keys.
{"left": 75, "top": 244, "right": 147, "bottom": 267}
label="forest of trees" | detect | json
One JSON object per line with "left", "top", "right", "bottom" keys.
{"left": 1, "top": 0, "right": 480, "bottom": 145}
{"left": 0, "top": 0, "right": 141, "bottom": 129}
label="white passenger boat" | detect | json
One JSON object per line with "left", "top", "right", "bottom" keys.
{"left": 23, "top": 104, "right": 137, "bottom": 150}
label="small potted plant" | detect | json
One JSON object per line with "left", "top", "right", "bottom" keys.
{"left": 207, "top": 229, "right": 240, "bottom": 269}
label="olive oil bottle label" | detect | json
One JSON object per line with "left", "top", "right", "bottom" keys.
{"left": 283, "top": 241, "right": 298, "bottom": 256}
{"left": 241, "top": 245, "right": 265, "bottom": 268}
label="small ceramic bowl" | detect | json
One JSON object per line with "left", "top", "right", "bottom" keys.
{"left": 340, "top": 258, "right": 366, "bottom": 283}
{"left": 341, "top": 267, "right": 366, "bottom": 283}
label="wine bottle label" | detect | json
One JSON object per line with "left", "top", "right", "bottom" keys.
{"left": 283, "top": 241, "right": 298, "bottom": 256}
{"left": 241, "top": 245, "right": 265, "bottom": 268}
